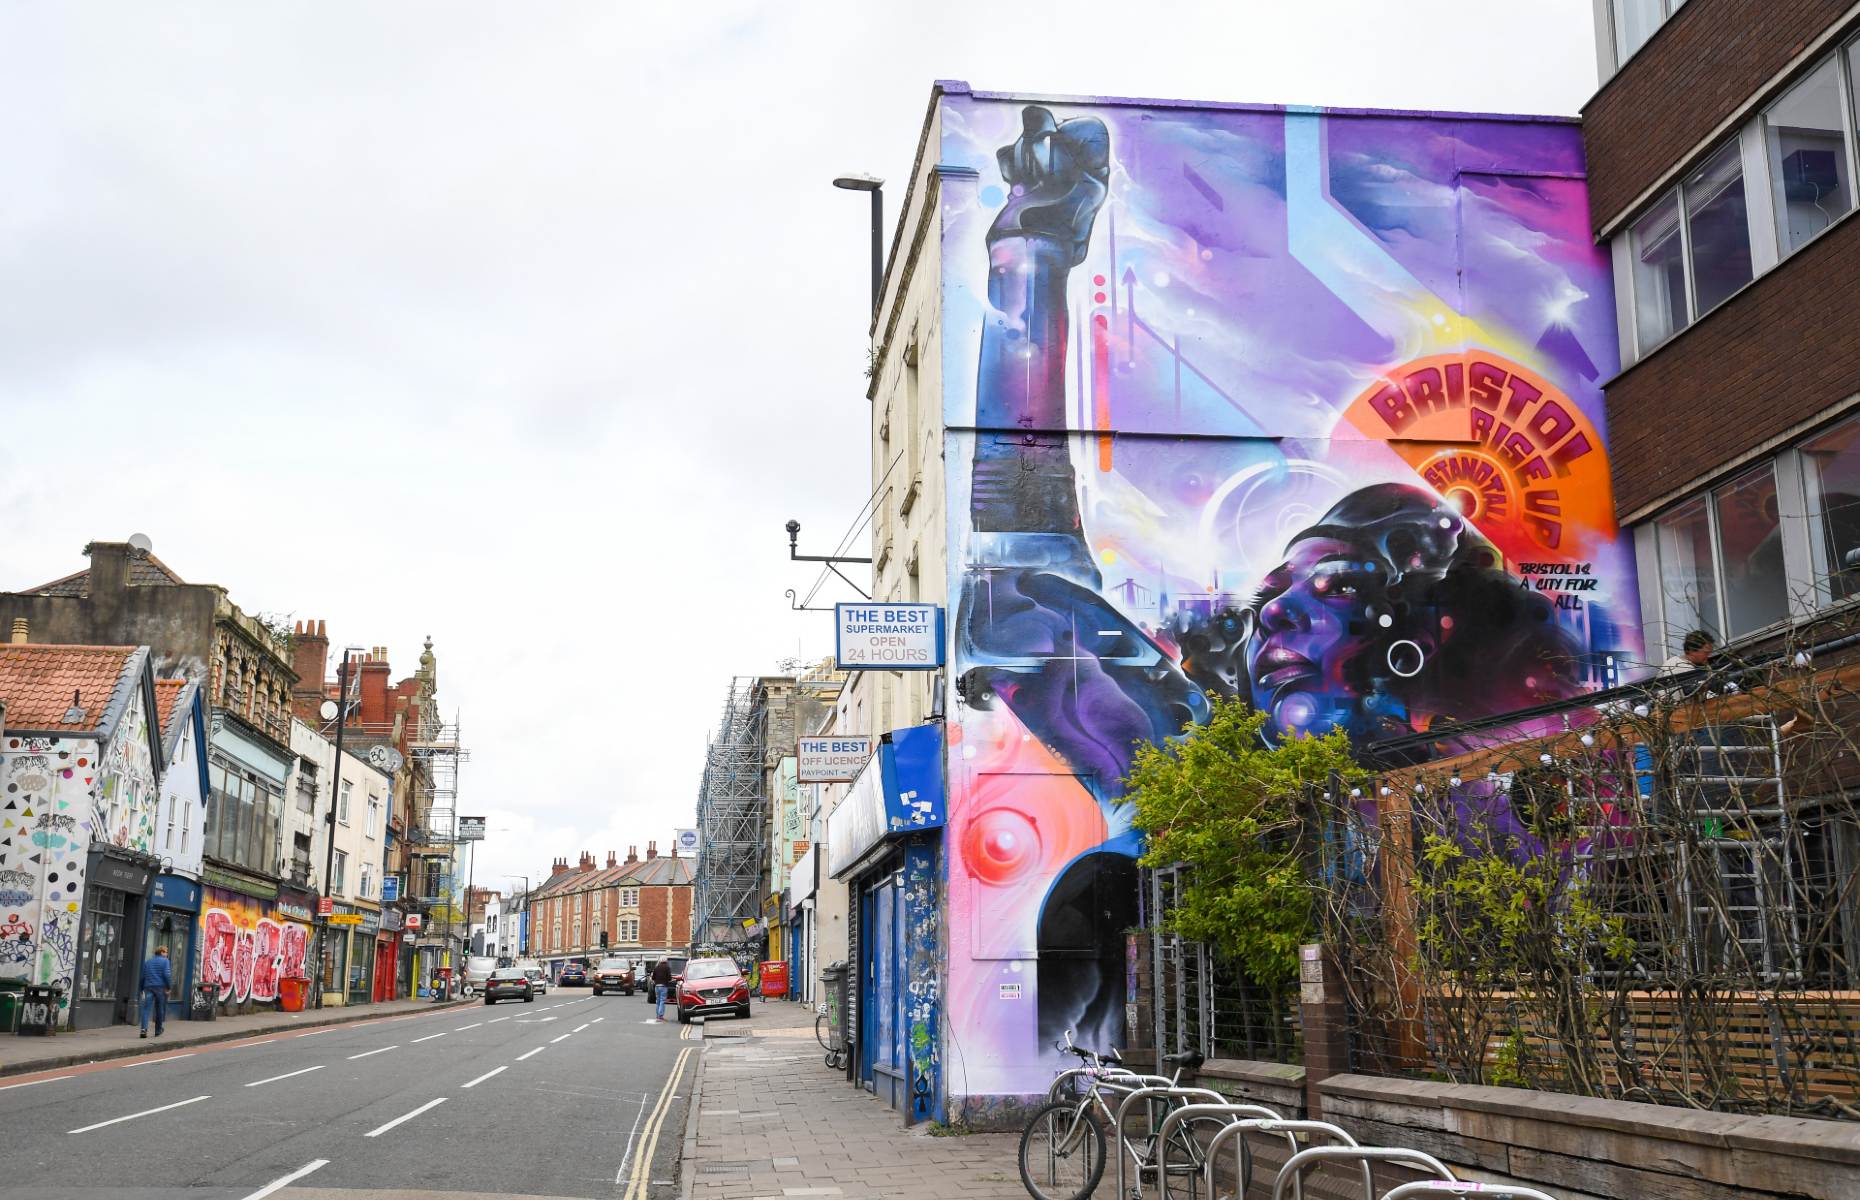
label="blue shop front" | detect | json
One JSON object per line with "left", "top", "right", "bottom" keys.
{"left": 827, "top": 722, "right": 945, "bottom": 1123}
{"left": 144, "top": 874, "right": 200, "bottom": 1019}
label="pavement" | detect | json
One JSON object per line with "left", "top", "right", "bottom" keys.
{"left": 0, "top": 984, "right": 697, "bottom": 1199}
{"left": 680, "top": 998, "right": 1026, "bottom": 1200}
{"left": 0, "top": 994, "right": 477, "bottom": 1078}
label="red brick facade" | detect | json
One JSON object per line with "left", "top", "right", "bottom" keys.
{"left": 528, "top": 845, "right": 693, "bottom": 960}
{"left": 1583, "top": 0, "right": 1852, "bottom": 230}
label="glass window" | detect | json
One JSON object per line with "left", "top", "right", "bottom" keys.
{"left": 1714, "top": 464, "right": 1789, "bottom": 636}
{"left": 1767, "top": 57, "right": 1855, "bottom": 254}
{"left": 1654, "top": 495, "right": 1719, "bottom": 653}
{"left": 366, "top": 798, "right": 379, "bottom": 839}
{"left": 333, "top": 849, "right": 347, "bottom": 895}
{"left": 1630, "top": 192, "right": 1687, "bottom": 351}
{"left": 1801, "top": 416, "right": 1860, "bottom": 603}
{"left": 78, "top": 887, "right": 127, "bottom": 1001}
{"left": 1613, "top": 0, "right": 1667, "bottom": 63}
{"left": 1684, "top": 142, "right": 1753, "bottom": 315}
{"left": 338, "top": 780, "right": 351, "bottom": 824}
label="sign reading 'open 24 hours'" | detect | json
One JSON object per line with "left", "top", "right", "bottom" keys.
{"left": 834, "top": 603, "right": 944, "bottom": 670}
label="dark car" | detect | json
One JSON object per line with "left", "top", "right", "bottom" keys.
{"left": 559, "top": 960, "right": 589, "bottom": 987}
{"left": 643, "top": 955, "right": 688, "bottom": 1002}
{"left": 592, "top": 957, "right": 636, "bottom": 996}
{"left": 676, "top": 957, "right": 750, "bottom": 1023}
{"left": 482, "top": 967, "right": 534, "bottom": 1006}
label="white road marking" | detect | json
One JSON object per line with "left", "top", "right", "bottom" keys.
{"left": 461, "top": 1065, "right": 507, "bottom": 1089}
{"left": 550, "top": 1033, "right": 571, "bottom": 1043}
{"left": 411, "top": 1032, "right": 447, "bottom": 1043}
{"left": 572, "top": 1022, "right": 591, "bottom": 1033}
{"left": 364, "top": 1095, "right": 447, "bottom": 1138}
{"left": 121, "top": 1052, "right": 197, "bottom": 1067}
{"left": 591, "top": 1016, "right": 604, "bottom": 1024}
{"left": 293, "top": 1029, "right": 328, "bottom": 1038}
{"left": 455, "top": 1022, "right": 483, "bottom": 1031}
{"left": 347, "top": 1045, "right": 398, "bottom": 1060}
{"left": 0, "top": 1075, "right": 72, "bottom": 1091}
{"left": 516, "top": 1046, "right": 546, "bottom": 1061}
{"left": 244, "top": 1065, "right": 325, "bottom": 1088}
{"left": 239, "top": 1158, "right": 329, "bottom": 1200}
{"left": 68, "top": 1094, "right": 210, "bottom": 1134}
{"left": 487, "top": 1015, "right": 510, "bottom": 1023}
{"left": 612, "top": 1091, "right": 652, "bottom": 1185}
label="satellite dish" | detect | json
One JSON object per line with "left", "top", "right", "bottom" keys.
{"left": 368, "top": 745, "right": 404, "bottom": 774}
{"left": 127, "top": 533, "right": 153, "bottom": 553}
{"left": 319, "top": 699, "right": 340, "bottom": 721}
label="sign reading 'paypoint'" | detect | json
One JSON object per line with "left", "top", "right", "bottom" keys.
{"left": 834, "top": 603, "right": 944, "bottom": 671}
{"left": 797, "top": 735, "right": 874, "bottom": 783}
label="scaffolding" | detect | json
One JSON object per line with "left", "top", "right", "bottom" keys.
{"left": 693, "top": 679, "right": 766, "bottom": 947}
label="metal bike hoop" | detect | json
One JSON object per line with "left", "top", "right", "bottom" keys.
{"left": 1380, "top": 1183, "right": 1561, "bottom": 1200}
{"left": 1149, "top": 1102, "right": 1287, "bottom": 1200}
{"left": 1110, "top": 1089, "right": 1251, "bottom": 1200}
{"left": 1201, "top": 1119, "right": 1365, "bottom": 1200}
{"left": 1046, "top": 1067, "right": 1173, "bottom": 1103}
{"left": 1272, "top": 1146, "right": 1457, "bottom": 1200}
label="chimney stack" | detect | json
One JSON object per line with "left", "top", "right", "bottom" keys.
{"left": 646, "top": 840, "right": 657, "bottom": 860}
{"left": 549, "top": 856, "right": 571, "bottom": 878}
{"left": 289, "top": 619, "right": 332, "bottom": 722}
{"left": 8, "top": 618, "right": 26, "bottom": 645}
{"left": 606, "top": 851, "right": 617, "bottom": 869}
{"left": 625, "top": 845, "right": 638, "bottom": 865}
{"left": 578, "top": 851, "right": 594, "bottom": 872}
{"left": 85, "top": 541, "right": 132, "bottom": 598}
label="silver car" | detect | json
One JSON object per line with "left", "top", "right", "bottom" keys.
{"left": 524, "top": 967, "right": 549, "bottom": 995}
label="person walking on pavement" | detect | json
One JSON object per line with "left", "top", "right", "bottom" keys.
{"left": 139, "top": 945, "right": 173, "bottom": 1038}
{"left": 651, "top": 957, "right": 673, "bottom": 1021}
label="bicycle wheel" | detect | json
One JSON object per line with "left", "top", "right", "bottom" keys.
{"left": 816, "top": 1012, "right": 832, "bottom": 1051}
{"left": 1017, "top": 1100, "right": 1106, "bottom": 1200}
{"left": 1154, "top": 1115, "right": 1230, "bottom": 1200}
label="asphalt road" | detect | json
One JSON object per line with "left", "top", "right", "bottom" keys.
{"left": 0, "top": 987, "right": 698, "bottom": 1200}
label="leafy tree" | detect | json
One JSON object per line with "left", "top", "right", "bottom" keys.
{"left": 1128, "top": 698, "right": 1360, "bottom": 988}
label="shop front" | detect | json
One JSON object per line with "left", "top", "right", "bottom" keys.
{"left": 826, "top": 723, "right": 945, "bottom": 1123}
{"left": 72, "top": 847, "right": 159, "bottom": 1031}
{"left": 345, "top": 906, "right": 380, "bottom": 1005}
{"left": 374, "top": 909, "right": 403, "bottom": 1002}
{"left": 199, "top": 878, "right": 313, "bottom": 1014}
{"left": 144, "top": 874, "right": 200, "bottom": 1020}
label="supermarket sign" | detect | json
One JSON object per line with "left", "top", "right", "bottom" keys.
{"left": 797, "top": 736, "right": 873, "bottom": 784}
{"left": 834, "top": 604, "right": 943, "bottom": 671}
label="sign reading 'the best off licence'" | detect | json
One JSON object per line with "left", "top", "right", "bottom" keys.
{"left": 834, "top": 603, "right": 943, "bottom": 670}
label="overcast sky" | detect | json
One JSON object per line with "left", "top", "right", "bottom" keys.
{"left": 0, "top": 1, "right": 1599, "bottom": 895}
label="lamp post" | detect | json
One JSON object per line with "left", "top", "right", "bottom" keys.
{"left": 832, "top": 174, "right": 884, "bottom": 315}
{"left": 313, "top": 649, "right": 357, "bottom": 1010}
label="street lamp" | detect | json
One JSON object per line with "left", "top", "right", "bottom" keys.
{"left": 313, "top": 648, "right": 361, "bottom": 1010}
{"left": 833, "top": 174, "right": 884, "bottom": 315}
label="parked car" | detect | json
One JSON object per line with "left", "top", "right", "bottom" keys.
{"left": 482, "top": 967, "right": 534, "bottom": 1005}
{"left": 676, "top": 956, "right": 750, "bottom": 1023}
{"left": 592, "top": 957, "right": 636, "bottom": 996}
{"left": 523, "top": 967, "right": 549, "bottom": 995}
{"left": 643, "top": 955, "right": 689, "bottom": 1002}
{"left": 559, "top": 959, "right": 589, "bottom": 987}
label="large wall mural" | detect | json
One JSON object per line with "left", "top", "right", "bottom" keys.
{"left": 0, "top": 737, "right": 103, "bottom": 1021}
{"left": 199, "top": 886, "right": 310, "bottom": 1006}
{"left": 935, "top": 95, "right": 1641, "bottom": 1106}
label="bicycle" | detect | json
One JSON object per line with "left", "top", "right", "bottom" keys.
{"left": 1017, "top": 1030, "right": 1216, "bottom": 1200}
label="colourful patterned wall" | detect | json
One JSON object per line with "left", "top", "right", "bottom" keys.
{"left": 198, "top": 885, "right": 312, "bottom": 1006}
{"left": 935, "top": 94, "right": 1641, "bottom": 1108}
{"left": 0, "top": 736, "right": 102, "bottom": 1019}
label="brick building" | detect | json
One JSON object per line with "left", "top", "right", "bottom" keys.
{"left": 1585, "top": 0, "right": 1860, "bottom": 659}
{"left": 528, "top": 842, "right": 693, "bottom": 975}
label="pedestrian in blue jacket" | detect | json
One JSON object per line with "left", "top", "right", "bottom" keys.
{"left": 139, "top": 946, "right": 173, "bottom": 1038}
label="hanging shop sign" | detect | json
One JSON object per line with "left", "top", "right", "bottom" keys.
{"left": 834, "top": 604, "right": 943, "bottom": 670}
{"left": 797, "top": 735, "right": 874, "bottom": 783}
{"left": 674, "top": 828, "right": 700, "bottom": 855}
{"left": 456, "top": 816, "right": 486, "bottom": 841}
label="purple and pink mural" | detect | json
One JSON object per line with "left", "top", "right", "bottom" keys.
{"left": 932, "top": 90, "right": 1641, "bottom": 1110}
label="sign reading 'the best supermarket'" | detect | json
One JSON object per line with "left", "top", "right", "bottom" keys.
{"left": 835, "top": 603, "right": 944, "bottom": 671}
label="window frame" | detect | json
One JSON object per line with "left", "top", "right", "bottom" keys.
{"left": 1763, "top": 51, "right": 1860, "bottom": 260}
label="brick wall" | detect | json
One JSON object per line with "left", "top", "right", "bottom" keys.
{"left": 1583, "top": 0, "right": 1851, "bottom": 231}
{"left": 1605, "top": 215, "right": 1860, "bottom": 518}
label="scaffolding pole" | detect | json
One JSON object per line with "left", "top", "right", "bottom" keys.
{"left": 693, "top": 679, "right": 765, "bottom": 947}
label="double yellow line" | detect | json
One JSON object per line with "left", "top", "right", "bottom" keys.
{"left": 623, "top": 1044, "right": 693, "bottom": 1200}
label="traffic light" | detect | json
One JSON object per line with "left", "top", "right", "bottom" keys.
{"left": 599, "top": 930, "right": 609, "bottom": 948}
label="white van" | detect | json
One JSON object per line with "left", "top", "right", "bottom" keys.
{"left": 461, "top": 956, "right": 499, "bottom": 996}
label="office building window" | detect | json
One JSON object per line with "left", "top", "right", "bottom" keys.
{"left": 333, "top": 849, "right": 348, "bottom": 895}
{"left": 1612, "top": 0, "right": 1682, "bottom": 66}
{"left": 1645, "top": 464, "right": 1792, "bottom": 654}
{"left": 1767, "top": 57, "right": 1855, "bottom": 254}
{"left": 1802, "top": 415, "right": 1860, "bottom": 604}
{"left": 1683, "top": 141, "right": 1753, "bottom": 316}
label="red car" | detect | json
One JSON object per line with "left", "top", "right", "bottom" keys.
{"left": 676, "top": 957, "right": 750, "bottom": 1023}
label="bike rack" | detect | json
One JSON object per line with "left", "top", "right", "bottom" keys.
{"left": 1271, "top": 1146, "right": 1457, "bottom": 1200}
{"left": 1200, "top": 1119, "right": 1366, "bottom": 1200}
{"left": 1380, "top": 1184, "right": 1562, "bottom": 1200}
{"left": 1047, "top": 1067, "right": 1173, "bottom": 1103}
{"left": 1146, "top": 1102, "right": 1288, "bottom": 1200}
{"left": 1111, "top": 1090, "right": 1263, "bottom": 1200}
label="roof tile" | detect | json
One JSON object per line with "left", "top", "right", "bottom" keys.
{"left": 0, "top": 644, "right": 140, "bottom": 732}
